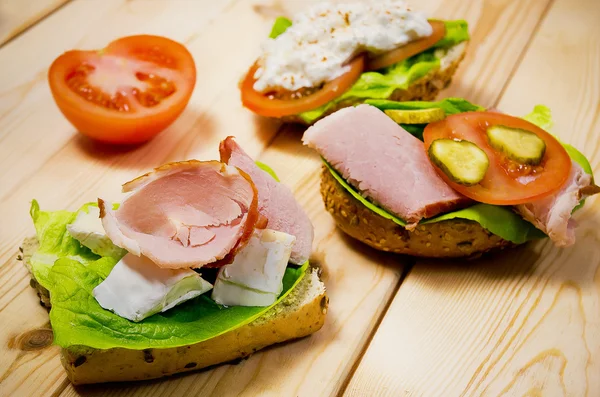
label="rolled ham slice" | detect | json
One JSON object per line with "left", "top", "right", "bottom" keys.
{"left": 515, "top": 161, "right": 600, "bottom": 247}
{"left": 220, "top": 137, "right": 313, "bottom": 264}
{"left": 302, "top": 104, "right": 469, "bottom": 229}
{"left": 99, "top": 160, "right": 259, "bottom": 269}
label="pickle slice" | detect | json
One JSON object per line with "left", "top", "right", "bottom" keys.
{"left": 428, "top": 139, "right": 489, "bottom": 186}
{"left": 384, "top": 108, "right": 446, "bottom": 124}
{"left": 487, "top": 125, "right": 546, "bottom": 165}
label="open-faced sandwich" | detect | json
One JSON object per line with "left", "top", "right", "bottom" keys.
{"left": 302, "top": 99, "right": 599, "bottom": 257}
{"left": 241, "top": 0, "right": 469, "bottom": 125}
{"left": 21, "top": 137, "right": 326, "bottom": 385}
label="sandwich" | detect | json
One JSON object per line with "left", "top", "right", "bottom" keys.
{"left": 302, "top": 99, "right": 599, "bottom": 257}
{"left": 240, "top": 0, "right": 470, "bottom": 124}
{"left": 21, "top": 137, "right": 326, "bottom": 385}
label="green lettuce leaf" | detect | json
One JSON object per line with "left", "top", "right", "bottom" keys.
{"left": 299, "top": 51, "right": 442, "bottom": 124}
{"left": 29, "top": 200, "right": 100, "bottom": 287}
{"left": 523, "top": 105, "right": 594, "bottom": 211}
{"left": 523, "top": 105, "right": 593, "bottom": 177}
{"left": 269, "top": 16, "right": 292, "bottom": 39}
{"left": 48, "top": 256, "right": 307, "bottom": 350}
{"left": 432, "top": 20, "right": 470, "bottom": 49}
{"left": 523, "top": 104, "right": 553, "bottom": 131}
{"left": 564, "top": 144, "right": 593, "bottom": 176}
{"left": 267, "top": 17, "right": 469, "bottom": 124}
{"left": 366, "top": 97, "right": 483, "bottom": 114}
{"left": 324, "top": 102, "right": 595, "bottom": 244}
{"left": 323, "top": 161, "right": 545, "bottom": 244}
{"left": 256, "top": 161, "right": 281, "bottom": 181}
{"left": 31, "top": 202, "right": 307, "bottom": 350}
{"left": 29, "top": 163, "right": 308, "bottom": 350}
{"left": 428, "top": 204, "right": 546, "bottom": 243}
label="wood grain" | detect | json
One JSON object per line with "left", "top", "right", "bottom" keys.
{"left": 56, "top": 125, "right": 405, "bottom": 397}
{"left": 0, "top": 1, "right": 319, "bottom": 396}
{"left": 0, "top": 0, "right": 70, "bottom": 46}
{"left": 0, "top": 0, "right": 584, "bottom": 396}
{"left": 53, "top": 1, "right": 561, "bottom": 394}
{"left": 0, "top": 1, "right": 237, "bottom": 396}
{"left": 345, "top": 0, "right": 600, "bottom": 395}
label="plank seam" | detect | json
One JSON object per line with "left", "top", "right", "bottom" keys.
{"left": 0, "top": 0, "right": 75, "bottom": 51}
{"left": 258, "top": 123, "right": 286, "bottom": 157}
{"left": 336, "top": 260, "right": 416, "bottom": 397}
{"left": 0, "top": 0, "right": 244, "bottom": 205}
{"left": 51, "top": 377, "right": 71, "bottom": 397}
{"left": 492, "top": 0, "right": 557, "bottom": 107}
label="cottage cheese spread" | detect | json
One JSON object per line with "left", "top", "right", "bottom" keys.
{"left": 253, "top": 1, "right": 432, "bottom": 92}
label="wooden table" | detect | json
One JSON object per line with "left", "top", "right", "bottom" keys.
{"left": 0, "top": 0, "right": 598, "bottom": 396}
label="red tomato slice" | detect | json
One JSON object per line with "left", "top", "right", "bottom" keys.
{"left": 366, "top": 21, "right": 446, "bottom": 71}
{"left": 240, "top": 56, "right": 365, "bottom": 118}
{"left": 48, "top": 35, "right": 196, "bottom": 144}
{"left": 423, "top": 111, "right": 572, "bottom": 205}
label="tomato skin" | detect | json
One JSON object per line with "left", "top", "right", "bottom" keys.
{"left": 423, "top": 111, "right": 572, "bottom": 205}
{"left": 48, "top": 35, "right": 196, "bottom": 144}
{"left": 366, "top": 21, "right": 446, "bottom": 71}
{"left": 240, "top": 56, "right": 365, "bottom": 118}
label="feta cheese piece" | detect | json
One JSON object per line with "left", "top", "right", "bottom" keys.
{"left": 212, "top": 229, "right": 295, "bottom": 307}
{"left": 67, "top": 206, "right": 127, "bottom": 258}
{"left": 93, "top": 253, "right": 212, "bottom": 322}
{"left": 254, "top": 0, "right": 432, "bottom": 92}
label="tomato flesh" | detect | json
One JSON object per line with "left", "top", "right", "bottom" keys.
{"left": 423, "top": 112, "right": 572, "bottom": 205}
{"left": 49, "top": 35, "right": 196, "bottom": 144}
{"left": 65, "top": 61, "right": 177, "bottom": 111}
{"left": 240, "top": 56, "right": 365, "bottom": 118}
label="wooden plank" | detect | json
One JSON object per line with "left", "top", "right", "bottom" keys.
{"left": 57, "top": 126, "right": 404, "bottom": 397}
{"left": 0, "top": 1, "right": 239, "bottom": 396}
{"left": 345, "top": 0, "right": 600, "bottom": 395}
{"left": 0, "top": 0, "right": 241, "bottom": 202}
{"left": 0, "top": 0, "right": 70, "bottom": 46}
{"left": 0, "top": 1, "right": 316, "bottom": 396}
{"left": 57, "top": 0, "right": 555, "bottom": 395}
{"left": 0, "top": 0, "right": 554, "bottom": 396}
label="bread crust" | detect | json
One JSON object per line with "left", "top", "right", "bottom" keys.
{"left": 282, "top": 43, "right": 467, "bottom": 125}
{"left": 21, "top": 238, "right": 328, "bottom": 385}
{"left": 320, "top": 166, "right": 514, "bottom": 258}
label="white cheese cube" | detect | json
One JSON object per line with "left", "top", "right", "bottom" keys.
{"left": 93, "top": 253, "right": 213, "bottom": 322}
{"left": 212, "top": 229, "right": 295, "bottom": 307}
{"left": 67, "top": 206, "right": 127, "bottom": 258}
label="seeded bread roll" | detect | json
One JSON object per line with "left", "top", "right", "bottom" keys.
{"left": 21, "top": 237, "right": 328, "bottom": 385}
{"left": 320, "top": 166, "right": 514, "bottom": 258}
{"left": 284, "top": 42, "right": 468, "bottom": 125}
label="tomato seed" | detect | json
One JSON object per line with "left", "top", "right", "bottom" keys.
{"left": 66, "top": 64, "right": 176, "bottom": 111}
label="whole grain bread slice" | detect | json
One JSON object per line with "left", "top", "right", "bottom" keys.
{"left": 21, "top": 237, "right": 328, "bottom": 385}
{"left": 320, "top": 166, "right": 513, "bottom": 258}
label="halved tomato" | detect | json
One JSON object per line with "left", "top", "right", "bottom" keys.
{"left": 423, "top": 112, "right": 572, "bottom": 205}
{"left": 240, "top": 56, "right": 365, "bottom": 118}
{"left": 366, "top": 20, "right": 446, "bottom": 71}
{"left": 48, "top": 35, "right": 196, "bottom": 144}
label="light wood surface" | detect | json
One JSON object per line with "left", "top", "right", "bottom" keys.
{"left": 0, "top": 0, "right": 597, "bottom": 396}
{"left": 0, "top": 0, "right": 70, "bottom": 46}
{"left": 346, "top": 0, "right": 600, "bottom": 395}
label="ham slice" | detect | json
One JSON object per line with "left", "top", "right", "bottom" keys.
{"left": 302, "top": 104, "right": 469, "bottom": 228}
{"left": 99, "top": 160, "right": 259, "bottom": 269}
{"left": 220, "top": 137, "right": 313, "bottom": 264}
{"left": 514, "top": 161, "right": 600, "bottom": 247}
